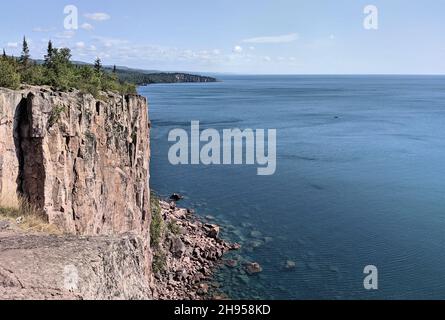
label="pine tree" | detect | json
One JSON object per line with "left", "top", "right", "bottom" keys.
{"left": 19, "top": 36, "right": 30, "bottom": 66}
{"left": 94, "top": 57, "right": 102, "bottom": 73}
{"left": 44, "top": 40, "right": 54, "bottom": 67}
{"left": 2, "top": 49, "right": 6, "bottom": 60}
{"left": 113, "top": 65, "right": 117, "bottom": 73}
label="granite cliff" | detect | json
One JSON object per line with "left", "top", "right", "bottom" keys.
{"left": 0, "top": 86, "right": 151, "bottom": 235}
{"left": 0, "top": 86, "right": 153, "bottom": 299}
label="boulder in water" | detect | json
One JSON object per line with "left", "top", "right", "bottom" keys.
{"left": 245, "top": 262, "right": 263, "bottom": 275}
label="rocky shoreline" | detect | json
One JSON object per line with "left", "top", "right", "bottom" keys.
{"left": 151, "top": 199, "right": 240, "bottom": 300}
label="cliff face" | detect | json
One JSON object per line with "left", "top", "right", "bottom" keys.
{"left": 0, "top": 86, "right": 150, "bottom": 237}
{"left": 0, "top": 86, "right": 153, "bottom": 299}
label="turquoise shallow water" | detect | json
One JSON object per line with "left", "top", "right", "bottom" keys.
{"left": 139, "top": 75, "right": 445, "bottom": 299}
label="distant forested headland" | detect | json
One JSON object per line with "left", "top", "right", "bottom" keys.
{"left": 109, "top": 68, "right": 217, "bottom": 85}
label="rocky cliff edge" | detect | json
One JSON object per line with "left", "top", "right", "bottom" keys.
{"left": 0, "top": 86, "right": 152, "bottom": 299}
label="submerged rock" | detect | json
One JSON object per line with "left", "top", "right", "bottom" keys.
{"left": 250, "top": 230, "right": 263, "bottom": 238}
{"left": 285, "top": 260, "right": 297, "bottom": 271}
{"left": 245, "top": 262, "right": 263, "bottom": 275}
{"left": 225, "top": 259, "right": 238, "bottom": 268}
{"left": 170, "top": 193, "right": 184, "bottom": 202}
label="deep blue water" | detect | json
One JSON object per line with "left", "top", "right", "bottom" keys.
{"left": 139, "top": 75, "right": 445, "bottom": 300}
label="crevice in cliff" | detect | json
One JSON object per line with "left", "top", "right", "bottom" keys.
{"left": 13, "top": 97, "right": 28, "bottom": 196}
{"left": 13, "top": 95, "right": 46, "bottom": 209}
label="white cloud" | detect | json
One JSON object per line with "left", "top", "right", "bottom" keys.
{"left": 242, "top": 33, "right": 299, "bottom": 44}
{"left": 233, "top": 45, "right": 243, "bottom": 53}
{"left": 55, "top": 31, "right": 76, "bottom": 39}
{"left": 7, "top": 42, "right": 18, "bottom": 48}
{"left": 92, "top": 36, "right": 129, "bottom": 48}
{"left": 263, "top": 56, "right": 272, "bottom": 62}
{"left": 33, "top": 27, "right": 55, "bottom": 33}
{"left": 76, "top": 41, "right": 85, "bottom": 48}
{"left": 84, "top": 13, "right": 111, "bottom": 21}
{"left": 81, "top": 23, "right": 94, "bottom": 31}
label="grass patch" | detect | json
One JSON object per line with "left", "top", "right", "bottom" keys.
{"left": 167, "top": 221, "right": 181, "bottom": 235}
{"left": 0, "top": 190, "right": 61, "bottom": 234}
{"left": 150, "top": 192, "right": 164, "bottom": 248}
{"left": 152, "top": 251, "right": 167, "bottom": 274}
{"left": 48, "top": 105, "right": 66, "bottom": 128}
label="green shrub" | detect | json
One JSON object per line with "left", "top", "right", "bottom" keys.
{"left": 167, "top": 221, "right": 181, "bottom": 235}
{"left": 48, "top": 105, "right": 66, "bottom": 127}
{"left": 0, "top": 59, "right": 20, "bottom": 89}
{"left": 150, "top": 193, "right": 164, "bottom": 247}
{"left": 152, "top": 251, "right": 167, "bottom": 274}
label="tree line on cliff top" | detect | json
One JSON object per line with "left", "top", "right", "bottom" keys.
{"left": 0, "top": 37, "right": 136, "bottom": 96}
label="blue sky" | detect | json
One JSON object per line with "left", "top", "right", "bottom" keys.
{"left": 1, "top": 0, "right": 444, "bottom": 74}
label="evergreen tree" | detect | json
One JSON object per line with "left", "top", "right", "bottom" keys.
{"left": 19, "top": 36, "right": 30, "bottom": 66}
{"left": 44, "top": 40, "right": 54, "bottom": 67}
{"left": 94, "top": 57, "right": 102, "bottom": 73}
{"left": 0, "top": 41, "right": 135, "bottom": 94}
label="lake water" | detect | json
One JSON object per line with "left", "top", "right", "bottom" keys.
{"left": 139, "top": 75, "right": 445, "bottom": 300}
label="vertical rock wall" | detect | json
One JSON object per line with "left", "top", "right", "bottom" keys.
{"left": 0, "top": 90, "right": 25, "bottom": 207}
{"left": 0, "top": 87, "right": 151, "bottom": 238}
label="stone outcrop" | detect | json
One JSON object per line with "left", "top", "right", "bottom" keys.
{"left": 0, "top": 86, "right": 151, "bottom": 237}
{"left": 0, "top": 225, "right": 152, "bottom": 300}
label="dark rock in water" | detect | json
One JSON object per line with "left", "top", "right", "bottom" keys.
{"left": 170, "top": 193, "right": 184, "bottom": 201}
{"left": 245, "top": 262, "right": 263, "bottom": 275}
{"left": 225, "top": 259, "right": 238, "bottom": 268}
{"left": 285, "top": 260, "right": 297, "bottom": 271}
{"left": 230, "top": 243, "right": 242, "bottom": 250}
{"left": 170, "top": 236, "right": 186, "bottom": 258}
{"left": 205, "top": 224, "right": 220, "bottom": 239}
